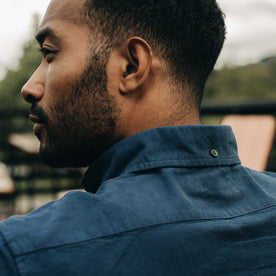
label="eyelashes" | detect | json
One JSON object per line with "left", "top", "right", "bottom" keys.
{"left": 39, "top": 47, "right": 58, "bottom": 63}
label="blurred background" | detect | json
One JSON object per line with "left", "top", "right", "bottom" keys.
{"left": 0, "top": 0, "right": 275, "bottom": 220}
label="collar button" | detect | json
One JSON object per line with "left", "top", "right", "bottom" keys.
{"left": 210, "top": 149, "right": 219, "bottom": 158}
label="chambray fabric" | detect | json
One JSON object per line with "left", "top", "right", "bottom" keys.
{"left": 0, "top": 125, "right": 276, "bottom": 275}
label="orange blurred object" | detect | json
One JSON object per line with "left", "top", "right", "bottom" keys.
{"left": 221, "top": 115, "right": 276, "bottom": 171}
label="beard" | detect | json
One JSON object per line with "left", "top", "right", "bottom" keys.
{"left": 32, "top": 46, "right": 121, "bottom": 168}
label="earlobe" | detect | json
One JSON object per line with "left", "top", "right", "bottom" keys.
{"left": 120, "top": 37, "right": 152, "bottom": 94}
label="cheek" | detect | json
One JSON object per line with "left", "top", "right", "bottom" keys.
{"left": 43, "top": 67, "right": 79, "bottom": 108}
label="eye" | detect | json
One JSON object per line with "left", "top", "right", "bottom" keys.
{"left": 39, "top": 47, "right": 57, "bottom": 63}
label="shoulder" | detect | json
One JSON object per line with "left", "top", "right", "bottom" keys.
{"left": 0, "top": 191, "right": 105, "bottom": 257}
{"left": 0, "top": 181, "right": 154, "bottom": 258}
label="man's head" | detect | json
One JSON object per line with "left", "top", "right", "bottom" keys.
{"left": 21, "top": 0, "right": 225, "bottom": 168}
{"left": 83, "top": 0, "right": 226, "bottom": 106}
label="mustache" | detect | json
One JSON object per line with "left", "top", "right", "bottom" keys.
{"left": 30, "top": 104, "right": 48, "bottom": 124}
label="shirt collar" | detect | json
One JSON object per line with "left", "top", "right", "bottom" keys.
{"left": 82, "top": 125, "right": 240, "bottom": 193}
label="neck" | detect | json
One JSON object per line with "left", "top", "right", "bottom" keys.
{"left": 117, "top": 90, "right": 201, "bottom": 139}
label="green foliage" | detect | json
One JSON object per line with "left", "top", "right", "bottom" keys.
{"left": 0, "top": 15, "right": 41, "bottom": 162}
{"left": 203, "top": 57, "right": 276, "bottom": 104}
{"left": 0, "top": 14, "right": 41, "bottom": 110}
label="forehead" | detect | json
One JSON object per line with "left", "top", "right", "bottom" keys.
{"left": 36, "top": 0, "right": 91, "bottom": 46}
{"left": 41, "top": 0, "right": 86, "bottom": 28}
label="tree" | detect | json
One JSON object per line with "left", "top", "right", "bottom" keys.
{"left": 203, "top": 57, "right": 276, "bottom": 104}
{"left": 0, "top": 14, "right": 41, "bottom": 110}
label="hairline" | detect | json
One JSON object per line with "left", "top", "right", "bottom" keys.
{"left": 80, "top": 0, "right": 225, "bottom": 110}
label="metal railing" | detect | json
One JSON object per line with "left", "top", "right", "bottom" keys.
{"left": 201, "top": 100, "right": 276, "bottom": 115}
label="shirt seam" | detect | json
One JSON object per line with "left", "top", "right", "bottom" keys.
{"left": 132, "top": 156, "right": 239, "bottom": 162}
{"left": 13, "top": 204, "right": 276, "bottom": 258}
{"left": 118, "top": 157, "right": 241, "bottom": 177}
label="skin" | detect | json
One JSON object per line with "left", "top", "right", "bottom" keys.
{"left": 21, "top": 0, "right": 201, "bottom": 168}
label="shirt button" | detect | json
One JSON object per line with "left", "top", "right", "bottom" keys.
{"left": 210, "top": 149, "right": 219, "bottom": 158}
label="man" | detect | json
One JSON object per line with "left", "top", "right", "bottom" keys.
{"left": 0, "top": 0, "right": 275, "bottom": 275}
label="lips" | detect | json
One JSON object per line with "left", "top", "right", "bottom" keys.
{"left": 29, "top": 114, "right": 43, "bottom": 124}
{"left": 29, "top": 114, "right": 45, "bottom": 136}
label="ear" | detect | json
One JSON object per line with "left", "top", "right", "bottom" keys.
{"left": 119, "top": 37, "right": 153, "bottom": 94}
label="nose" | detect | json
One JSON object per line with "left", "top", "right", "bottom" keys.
{"left": 21, "top": 66, "right": 45, "bottom": 103}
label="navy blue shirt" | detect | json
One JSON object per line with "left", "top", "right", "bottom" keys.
{"left": 0, "top": 125, "right": 276, "bottom": 275}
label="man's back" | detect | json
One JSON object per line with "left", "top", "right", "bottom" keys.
{"left": 1, "top": 126, "right": 276, "bottom": 275}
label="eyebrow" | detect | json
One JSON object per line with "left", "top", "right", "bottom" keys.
{"left": 35, "top": 27, "right": 59, "bottom": 45}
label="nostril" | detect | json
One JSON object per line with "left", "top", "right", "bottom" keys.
{"left": 25, "top": 95, "right": 37, "bottom": 104}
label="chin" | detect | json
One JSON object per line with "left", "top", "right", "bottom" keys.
{"left": 38, "top": 135, "right": 115, "bottom": 168}
{"left": 40, "top": 153, "right": 88, "bottom": 168}
{"left": 39, "top": 146, "right": 95, "bottom": 168}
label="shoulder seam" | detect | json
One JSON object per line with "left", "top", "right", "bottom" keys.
{"left": 13, "top": 204, "right": 276, "bottom": 258}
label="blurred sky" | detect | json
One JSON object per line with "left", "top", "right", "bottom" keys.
{"left": 0, "top": 0, "right": 276, "bottom": 80}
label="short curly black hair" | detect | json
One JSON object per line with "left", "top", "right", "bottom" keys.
{"left": 83, "top": 0, "right": 226, "bottom": 106}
